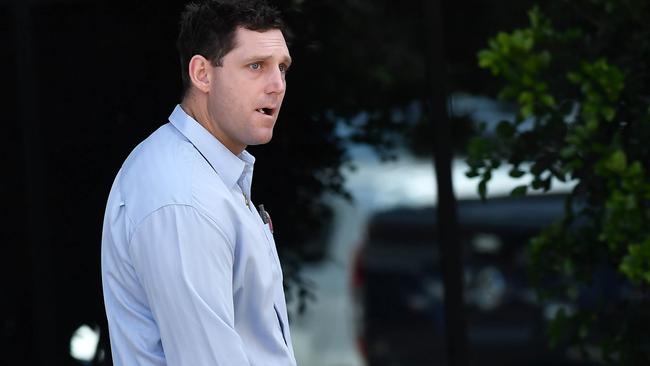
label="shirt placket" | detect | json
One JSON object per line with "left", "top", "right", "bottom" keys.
{"left": 236, "top": 180, "right": 282, "bottom": 278}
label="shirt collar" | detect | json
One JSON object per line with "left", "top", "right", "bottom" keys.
{"left": 168, "top": 104, "right": 255, "bottom": 191}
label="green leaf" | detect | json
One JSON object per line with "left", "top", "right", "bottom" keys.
{"left": 496, "top": 121, "right": 515, "bottom": 139}
{"left": 567, "top": 71, "right": 581, "bottom": 83}
{"left": 540, "top": 94, "right": 556, "bottom": 107}
{"left": 465, "top": 169, "right": 480, "bottom": 178}
{"left": 605, "top": 150, "right": 627, "bottom": 173}
{"left": 548, "top": 308, "right": 568, "bottom": 348}
{"left": 478, "top": 179, "right": 488, "bottom": 200}
{"left": 511, "top": 185, "right": 528, "bottom": 197}
{"left": 560, "top": 146, "right": 576, "bottom": 159}
{"left": 521, "top": 104, "right": 534, "bottom": 118}
{"left": 509, "top": 167, "right": 526, "bottom": 178}
{"left": 602, "top": 106, "right": 616, "bottom": 122}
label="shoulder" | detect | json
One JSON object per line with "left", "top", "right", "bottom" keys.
{"left": 109, "top": 123, "right": 240, "bottom": 238}
{"left": 116, "top": 124, "right": 198, "bottom": 223}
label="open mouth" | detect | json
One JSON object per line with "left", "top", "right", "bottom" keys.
{"left": 256, "top": 108, "right": 273, "bottom": 116}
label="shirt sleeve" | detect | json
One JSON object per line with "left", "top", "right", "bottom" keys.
{"left": 128, "top": 204, "right": 251, "bottom": 366}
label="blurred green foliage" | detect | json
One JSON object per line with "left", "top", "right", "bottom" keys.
{"left": 468, "top": 1, "right": 650, "bottom": 363}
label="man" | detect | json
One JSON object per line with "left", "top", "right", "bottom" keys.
{"left": 101, "top": 1, "right": 296, "bottom": 365}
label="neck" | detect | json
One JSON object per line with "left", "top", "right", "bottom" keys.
{"left": 180, "top": 93, "right": 208, "bottom": 132}
{"left": 180, "top": 93, "right": 245, "bottom": 156}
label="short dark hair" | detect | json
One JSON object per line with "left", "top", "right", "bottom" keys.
{"left": 176, "top": 0, "right": 288, "bottom": 97}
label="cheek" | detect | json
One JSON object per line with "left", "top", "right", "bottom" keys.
{"left": 213, "top": 89, "right": 244, "bottom": 120}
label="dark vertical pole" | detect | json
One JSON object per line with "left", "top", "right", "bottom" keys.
{"left": 13, "top": 1, "right": 57, "bottom": 364}
{"left": 423, "top": 1, "right": 469, "bottom": 365}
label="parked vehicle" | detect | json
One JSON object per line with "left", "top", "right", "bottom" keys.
{"left": 351, "top": 193, "right": 591, "bottom": 366}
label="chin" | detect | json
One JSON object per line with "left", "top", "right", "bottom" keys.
{"left": 248, "top": 132, "right": 274, "bottom": 146}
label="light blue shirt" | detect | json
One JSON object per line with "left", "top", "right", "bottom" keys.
{"left": 101, "top": 105, "right": 296, "bottom": 366}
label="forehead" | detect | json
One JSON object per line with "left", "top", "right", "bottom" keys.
{"left": 229, "top": 27, "right": 290, "bottom": 61}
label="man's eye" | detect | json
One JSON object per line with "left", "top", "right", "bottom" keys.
{"left": 249, "top": 63, "right": 261, "bottom": 70}
{"left": 279, "top": 64, "right": 289, "bottom": 73}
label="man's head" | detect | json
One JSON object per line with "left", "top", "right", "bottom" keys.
{"left": 177, "top": 0, "right": 292, "bottom": 154}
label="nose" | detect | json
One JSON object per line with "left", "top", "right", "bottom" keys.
{"left": 265, "top": 67, "right": 286, "bottom": 95}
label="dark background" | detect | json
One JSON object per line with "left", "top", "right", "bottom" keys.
{"left": 2, "top": 0, "right": 536, "bottom": 364}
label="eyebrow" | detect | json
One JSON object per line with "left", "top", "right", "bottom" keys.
{"left": 245, "top": 54, "right": 293, "bottom": 66}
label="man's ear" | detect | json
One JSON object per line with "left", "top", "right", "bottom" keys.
{"left": 188, "top": 55, "right": 212, "bottom": 93}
